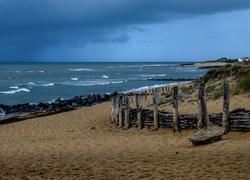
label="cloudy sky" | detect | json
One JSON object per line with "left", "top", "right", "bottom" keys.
{"left": 0, "top": 0, "right": 250, "bottom": 62}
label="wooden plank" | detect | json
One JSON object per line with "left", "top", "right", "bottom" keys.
{"left": 173, "top": 86, "right": 179, "bottom": 132}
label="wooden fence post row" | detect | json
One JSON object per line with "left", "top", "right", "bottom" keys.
{"left": 109, "top": 84, "right": 249, "bottom": 132}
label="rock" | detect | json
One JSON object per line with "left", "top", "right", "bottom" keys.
{"left": 189, "top": 125, "right": 224, "bottom": 145}
{"left": 72, "top": 102, "right": 78, "bottom": 107}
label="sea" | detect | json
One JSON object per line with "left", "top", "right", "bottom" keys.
{"left": 0, "top": 62, "right": 208, "bottom": 107}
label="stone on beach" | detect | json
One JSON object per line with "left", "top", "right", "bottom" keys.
{"left": 189, "top": 125, "right": 224, "bottom": 145}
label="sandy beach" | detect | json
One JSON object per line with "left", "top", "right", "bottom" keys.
{"left": 0, "top": 88, "right": 250, "bottom": 179}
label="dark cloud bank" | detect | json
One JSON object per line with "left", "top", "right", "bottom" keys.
{"left": 1, "top": 0, "right": 250, "bottom": 61}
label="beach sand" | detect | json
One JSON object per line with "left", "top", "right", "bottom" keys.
{"left": 0, "top": 91, "right": 250, "bottom": 179}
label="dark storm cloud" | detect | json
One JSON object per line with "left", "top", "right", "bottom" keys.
{"left": 0, "top": 0, "right": 250, "bottom": 61}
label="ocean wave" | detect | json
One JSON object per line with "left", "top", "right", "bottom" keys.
{"left": 101, "top": 75, "right": 109, "bottom": 79}
{"left": 124, "top": 64, "right": 177, "bottom": 68}
{"left": 9, "top": 86, "right": 19, "bottom": 89}
{"left": 27, "top": 82, "right": 35, "bottom": 85}
{"left": 157, "top": 74, "right": 166, "bottom": 77}
{"left": 41, "top": 83, "right": 54, "bottom": 87}
{"left": 139, "top": 74, "right": 166, "bottom": 78}
{"left": 69, "top": 68, "right": 95, "bottom": 72}
{"left": 123, "top": 83, "right": 183, "bottom": 94}
{"left": 26, "top": 71, "right": 35, "bottom": 73}
{"left": 0, "top": 88, "right": 30, "bottom": 94}
{"left": 27, "top": 82, "right": 54, "bottom": 87}
{"left": 62, "top": 80, "right": 123, "bottom": 87}
{"left": 71, "top": 78, "right": 78, "bottom": 81}
{"left": 0, "top": 108, "right": 6, "bottom": 117}
{"left": 39, "top": 71, "right": 44, "bottom": 73}
{"left": 176, "top": 67, "right": 200, "bottom": 72}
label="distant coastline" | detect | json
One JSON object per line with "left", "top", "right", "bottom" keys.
{"left": 182, "top": 62, "right": 228, "bottom": 69}
{"left": 181, "top": 57, "right": 240, "bottom": 69}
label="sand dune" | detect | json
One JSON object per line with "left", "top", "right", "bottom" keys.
{"left": 0, "top": 101, "right": 250, "bottom": 179}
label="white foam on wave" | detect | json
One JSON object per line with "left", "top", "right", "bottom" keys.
{"left": 157, "top": 74, "right": 166, "bottom": 77}
{"left": 139, "top": 74, "right": 166, "bottom": 78}
{"left": 101, "top": 75, "right": 109, "bottom": 79}
{"left": 27, "top": 82, "right": 54, "bottom": 87}
{"left": 0, "top": 88, "right": 30, "bottom": 94}
{"left": 39, "top": 70, "right": 44, "bottom": 73}
{"left": 9, "top": 86, "right": 19, "bottom": 89}
{"left": 176, "top": 67, "right": 199, "bottom": 72}
{"left": 0, "top": 108, "right": 6, "bottom": 117}
{"left": 71, "top": 78, "right": 78, "bottom": 81}
{"left": 125, "top": 64, "right": 176, "bottom": 69}
{"left": 41, "top": 83, "right": 54, "bottom": 87}
{"left": 27, "top": 82, "right": 35, "bottom": 85}
{"left": 62, "top": 80, "right": 123, "bottom": 87}
{"left": 123, "top": 82, "right": 187, "bottom": 94}
{"left": 69, "top": 68, "right": 95, "bottom": 72}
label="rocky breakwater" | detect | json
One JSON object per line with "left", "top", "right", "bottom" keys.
{"left": 0, "top": 93, "right": 114, "bottom": 123}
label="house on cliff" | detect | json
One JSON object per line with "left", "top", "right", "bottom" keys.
{"left": 238, "top": 57, "right": 250, "bottom": 62}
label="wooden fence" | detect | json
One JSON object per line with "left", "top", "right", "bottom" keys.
{"left": 110, "top": 84, "right": 250, "bottom": 132}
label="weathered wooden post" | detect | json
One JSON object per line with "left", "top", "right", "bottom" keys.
{"left": 173, "top": 86, "right": 179, "bottom": 132}
{"left": 164, "top": 86, "right": 168, "bottom": 95}
{"left": 111, "top": 97, "right": 116, "bottom": 124}
{"left": 124, "top": 95, "right": 130, "bottom": 130}
{"left": 197, "top": 85, "right": 210, "bottom": 129}
{"left": 144, "top": 91, "right": 147, "bottom": 99}
{"left": 148, "top": 89, "right": 152, "bottom": 100}
{"left": 222, "top": 84, "right": 230, "bottom": 134}
{"left": 136, "top": 94, "right": 143, "bottom": 130}
{"left": 115, "top": 95, "right": 120, "bottom": 126}
{"left": 118, "top": 95, "right": 123, "bottom": 128}
{"left": 130, "top": 93, "right": 133, "bottom": 103}
{"left": 153, "top": 90, "right": 159, "bottom": 130}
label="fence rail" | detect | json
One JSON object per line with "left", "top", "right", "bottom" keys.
{"left": 110, "top": 85, "right": 250, "bottom": 132}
